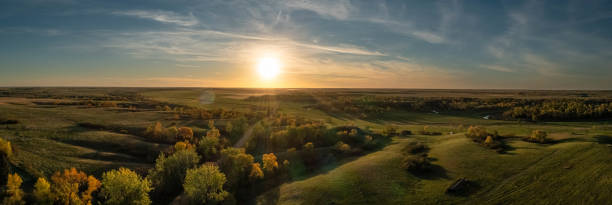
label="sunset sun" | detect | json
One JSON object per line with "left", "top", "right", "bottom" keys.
{"left": 256, "top": 57, "right": 281, "bottom": 80}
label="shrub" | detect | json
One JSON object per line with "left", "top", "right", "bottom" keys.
{"left": 303, "top": 142, "right": 314, "bottom": 150}
{"left": 527, "top": 130, "right": 548, "bottom": 143}
{"left": 465, "top": 126, "right": 489, "bottom": 142}
{"left": 183, "top": 164, "right": 229, "bottom": 204}
{"left": 401, "top": 155, "right": 432, "bottom": 173}
{"left": 334, "top": 141, "right": 351, "bottom": 153}
{"left": 401, "top": 142, "right": 428, "bottom": 155}
{"left": 101, "top": 168, "right": 152, "bottom": 205}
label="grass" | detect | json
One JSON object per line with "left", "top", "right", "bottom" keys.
{"left": 2, "top": 88, "right": 611, "bottom": 204}
{"left": 257, "top": 131, "right": 612, "bottom": 204}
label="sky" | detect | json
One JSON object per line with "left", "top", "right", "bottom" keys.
{"left": 1, "top": 0, "right": 611, "bottom": 89}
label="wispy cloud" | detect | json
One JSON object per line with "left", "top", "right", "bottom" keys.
{"left": 112, "top": 10, "right": 198, "bottom": 26}
{"left": 283, "top": 0, "right": 352, "bottom": 20}
{"left": 482, "top": 65, "right": 514, "bottom": 73}
{"left": 410, "top": 31, "right": 446, "bottom": 44}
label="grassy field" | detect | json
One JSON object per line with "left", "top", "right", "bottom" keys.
{"left": 0, "top": 87, "right": 611, "bottom": 204}
{"left": 257, "top": 132, "right": 612, "bottom": 204}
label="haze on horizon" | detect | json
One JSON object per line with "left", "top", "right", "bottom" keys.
{"left": 1, "top": 0, "right": 611, "bottom": 89}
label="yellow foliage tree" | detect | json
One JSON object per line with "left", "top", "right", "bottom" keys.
{"left": 0, "top": 137, "right": 12, "bottom": 157}
{"left": 3, "top": 173, "right": 25, "bottom": 205}
{"left": 33, "top": 177, "right": 53, "bottom": 205}
{"left": 303, "top": 142, "right": 314, "bottom": 151}
{"left": 484, "top": 136, "right": 494, "bottom": 145}
{"left": 51, "top": 168, "right": 101, "bottom": 205}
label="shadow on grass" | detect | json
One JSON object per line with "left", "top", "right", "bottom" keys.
{"left": 594, "top": 135, "right": 612, "bottom": 145}
{"left": 445, "top": 180, "right": 482, "bottom": 197}
{"left": 412, "top": 163, "right": 449, "bottom": 180}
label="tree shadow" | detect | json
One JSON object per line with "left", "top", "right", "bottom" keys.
{"left": 411, "top": 160, "right": 449, "bottom": 180}
{"left": 594, "top": 135, "right": 612, "bottom": 145}
{"left": 445, "top": 179, "right": 482, "bottom": 197}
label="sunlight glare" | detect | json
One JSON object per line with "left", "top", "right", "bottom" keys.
{"left": 257, "top": 57, "right": 281, "bottom": 80}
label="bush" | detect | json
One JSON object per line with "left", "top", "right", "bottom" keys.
{"left": 526, "top": 130, "right": 548, "bottom": 143}
{"left": 101, "top": 168, "right": 152, "bottom": 205}
{"left": 401, "top": 155, "right": 432, "bottom": 173}
{"left": 401, "top": 142, "right": 428, "bottom": 155}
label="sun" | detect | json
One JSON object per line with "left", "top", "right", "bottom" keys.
{"left": 257, "top": 57, "right": 281, "bottom": 80}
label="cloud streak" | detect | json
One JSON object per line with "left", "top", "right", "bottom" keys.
{"left": 112, "top": 10, "right": 198, "bottom": 26}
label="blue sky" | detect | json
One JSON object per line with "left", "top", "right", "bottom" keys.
{"left": 1, "top": 0, "right": 611, "bottom": 89}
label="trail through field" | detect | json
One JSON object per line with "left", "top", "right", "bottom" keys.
{"left": 234, "top": 124, "right": 255, "bottom": 148}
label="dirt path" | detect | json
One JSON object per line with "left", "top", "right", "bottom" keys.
{"left": 234, "top": 124, "right": 255, "bottom": 148}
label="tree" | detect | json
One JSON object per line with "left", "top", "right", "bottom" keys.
{"left": 101, "top": 168, "right": 152, "bottom": 205}
{"left": 484, "top": 136, "right": 494, "bottom": 145}
{"left": 147, "top": 149, "right": 200, "bottom": 195}
{"left": 50, "top": 168, "right": 101, "bottom": 205}
{"left": 174, "top": 141, "right": 193, "bottom": 152}
{"left": 183, "top": 164, "right": 229, "bottom": 204}
{"left": 0, "top": 137, "right": 12, "bottom": 157}
{"left": 217, "top": 148, "right": 254, "bottom": 188}
{"left": 262, "top": 153, "right": 279, "bottom": 174}
{"left": 3, "top": 173, "right": 24, "bottom": 205}
{"left": 33, "top": 178, "right": 53, "bottom": 205}
{"left": 248, "top": 163, "right": 264, "bottom": 181}
{"left": 197, "top": 135, "right": 220, "bottom": 162}
{"left": 178, "top": 127, "right": 194, "bottom": 142}
{"left": 529, "top": 130, "right": 548, "bottom": 143}
{"left": 303, "top": 142, "right": 314, "bottom": 150}
{"left": 334, "top": 141, "right": 351, "bottom": 153}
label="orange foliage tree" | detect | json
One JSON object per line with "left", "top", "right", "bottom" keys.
{"left": 51, "top": 168, "right": 101, "bottom": 205}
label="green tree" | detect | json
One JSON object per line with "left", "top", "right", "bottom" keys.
{"left": 217, "top": 148, "right": 254, "bottom": 188}
{"left": 147, "top": 149, "right": 200, "bottom": 195}
{"left": 197, "top": 135, "right": 220, "bottom": 162}
{"left": 101, "top": 168, "right": 152, "bottom": 205}
{"left": 3, "top": 173, "right": 24, "bottom": 205}
{"left": 33, "top": 177, "right": 53, "bottom": 205}
{"left": 183, "top": 164, "right": 229, "bottom": 204}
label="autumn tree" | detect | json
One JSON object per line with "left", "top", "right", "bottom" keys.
{"left": 0, "top": 137, "right": 12, "bottom": 157}
{"left": 33, "top": 178, "right": 53, "bottom": 205}
{"left": 197, "top": 134, "right": 220, "bottom": 162}
{"left": 262, "top": 153, "right": 279, "bottom": 174}
{"left": 178, "top": 127, "right": 194, "bottom": 142}
{"left": 101, "top": 168, "right": 152, "bottom": 205}
{"left": 529, "top": 130, "right": 548, "bottom": 143}
{"left": 0, "top": 137, "right": 11, "bottom": 187}
{"left": 51, "top": 168, "right": 101, "bottom": 205}
{"left": 217, "top": 148, "right": 254, "bottom": 188}
{"left": 183, "top": 164, "right": 229, "bottom": 204}
{"left": 3, "top": 173, "right": 24, "bottom": 205}
{"left": 147, "top": 149, "right": 200, "bottom": 195}
{"left": 248, "top": 163, "right": 264, "bottom": 181}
